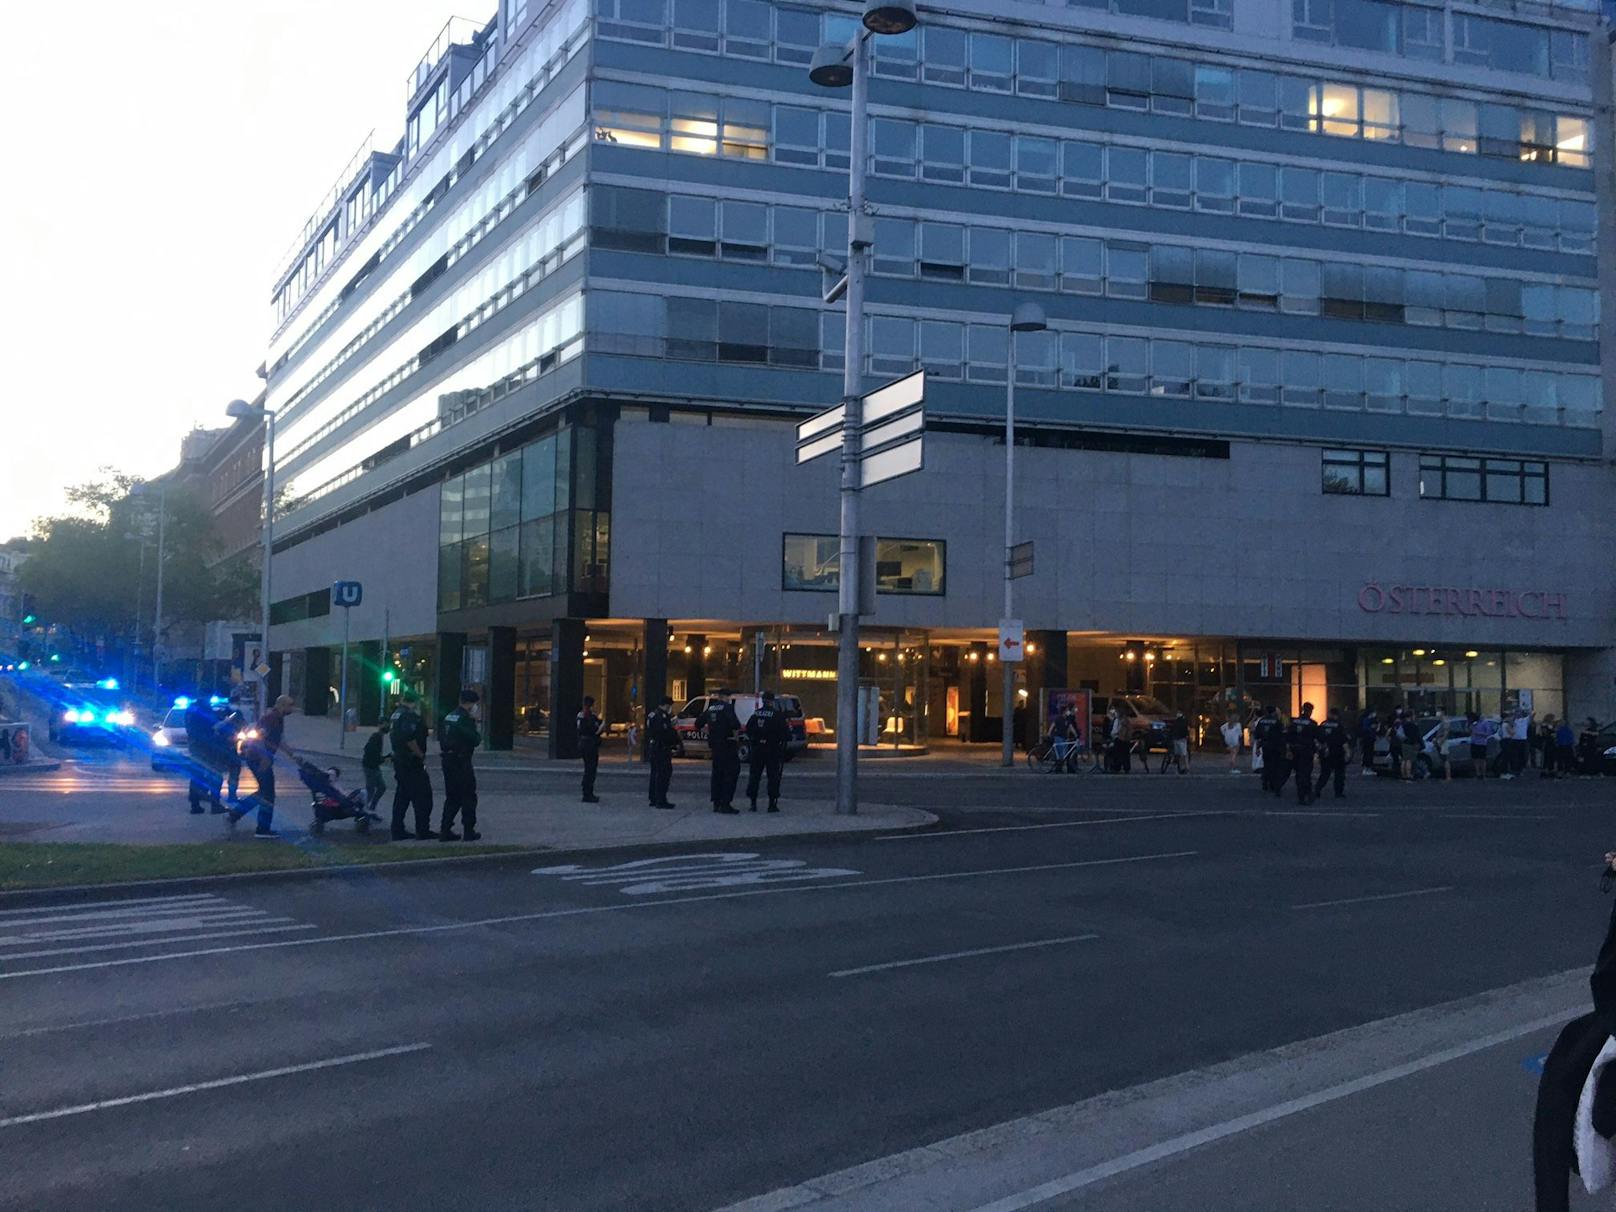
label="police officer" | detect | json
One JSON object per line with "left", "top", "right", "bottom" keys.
{"left": 218, "top": 702, "right": 247, "bottom": 805}
{"left": 744, "top": 690, "right": 789, "bottom": 813}
{"left": 183, "top": 697, "right": 226, "bottom": 815}
{"left": 577, "top": 696, "right": 603, "bottom": 803}
{"left": 703, "top": 689, "right": 742, "bottom": 814}
{"left": 1314, "top": 705, "right": 1351, "bottom": 800}
{"left": 389, "top": 691, "right": 434, "bottom": 840}
{"left": 645, "top": 694, "right": 678, "bottom": 810}
{"left": 438, "top": 689, "right": 482, "bottom": 841}
{"left": 1287, "top": 701, "right": 1321, "bottom": 805}
{"left": 1254, "top": 705, "right": 1284, "bottom": 796}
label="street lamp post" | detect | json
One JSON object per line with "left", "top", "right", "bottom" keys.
{"left": 809, "top": 0, "right": 917, "bottom": 816}
{"left": 130, "top": 483, "right": 168, "bottom": 692}
{"left": 227, "top": 398, "right": 275, "bottom": 718}
{"left": 1002, "top": 303, "right": 1047, "bottom": 768}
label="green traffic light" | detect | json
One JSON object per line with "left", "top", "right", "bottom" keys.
{"left": 21, "top": 614, "right": 35, "bottom": 625}
{"left": 381, "top": 669, "right": 398, "bottom": 684}
{"left": 49, "top": 654, "right": 60, "bottom": 663}
{"left": 18, "top": 661, "right": 29, "bottom": 670}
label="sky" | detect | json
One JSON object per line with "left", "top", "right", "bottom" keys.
{"left": 0, "top": 0, "right": 493, "bottom": 543}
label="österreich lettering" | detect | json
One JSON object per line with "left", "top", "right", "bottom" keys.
{"left": 1357, "top": 582, "right": 1567, "bottom": 619}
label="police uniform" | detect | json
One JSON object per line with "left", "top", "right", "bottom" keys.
{"left": 703, "top": 695, "right": 742, "bottom": 813}
{"left": 389, "top": 703, "right": 434, "bottom": 839}
{"left": 744, "top": 694, "right": 789, "bottom": 812}
{"left": 1286, "top": 711, "right": 1321, "bottom": 805}
{"left": 183, "top": 701, "right": 225, "bottom": 814}
{"left": 577, "top": 708, "right": 603, "bottom": 802}
{"left": 1315, "top": 715, "right": 1351, "bottom": 799}
{"left": 438, "top": 705, "right": 482, "bottom": 840}
{"left": 218, "top": 708, "right": 246, "bottom": 802}
{"left": 645, "top": 702, "right": 678, "bottom": 809}
{"left": 1255, "top": 712, "right": 1285, "bottom": 795}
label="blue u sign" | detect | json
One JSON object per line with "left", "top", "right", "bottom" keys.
{"left": 332, "top": 581, "right": 363, "bottom": 608}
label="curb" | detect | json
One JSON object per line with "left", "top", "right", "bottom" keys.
{"left": 0, "top": 760, "right": 62, "bottom": 776}
{"left": 0, "top": 809, "right": 939, "bottom": 904}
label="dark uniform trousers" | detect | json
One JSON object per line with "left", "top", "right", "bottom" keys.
{"left": 648, "top": 745, "right": 673, "bottom": 806}
{"left": 1291, "top": 750, "right": 1315, "bottom": 803}
{"left": 746, "top": 750, "right": 783, "bottom": 806}
{"left": 711, "top": 746, "right": 740, "bottom": 808}
{"left": 581, "top": 742, "right": 600, "bottom": 799}
{"left": 391, "top": 762, "right": 433, "bottom": 836}
{"left": 1315, "top": 753, "right": 1348, "bottom": 798}
{"left": 441, "top": 754, "right": 477, "bottom": 833}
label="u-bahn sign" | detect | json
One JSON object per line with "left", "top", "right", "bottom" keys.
{"left": 332, "top": 581, "right": 363, "bottom": 608}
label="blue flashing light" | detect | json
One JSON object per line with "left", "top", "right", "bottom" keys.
{"left": 49, "top": 654, "right": 60, "bottom": 663}
{"left": 208, "top": 695, "right": 226, "bottom": 706}
{"left": 173, "top": 696, "right": 192, "bottom": 709}
{"left": 97, "top": 677, "right": 120, "bottom": 690}
{"left": 18, "top": 661, "right": 30, "bottom": 670}
{"left": 63, "top": 709, "right": 82, "bottom": 723}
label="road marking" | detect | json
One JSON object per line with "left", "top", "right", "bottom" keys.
{"left": 2, "top": 999, "right": 257, "bottom": 1040}
{"left": 533, "top": 852, "right": 860, "bottom": 895}
{"left": 0, "top": 892, "right": 216, "bottom": 918}
{"left": 962, "top": 1010, "right": 1571, "bottom": 1211}
{"left": 0, "top": 1043, "right": 432, "bottom": 1129}
{"left": 0, "top": 893, "right": 311, "bottom": 966}
{"left": 1290, "top": 886, "right": 1453, "bottom": 911}
{"left": 1, "top": 923, "right": 317, "bottom": 962}
{"left": 0, "top": 851, "right": 1196, "bottom": 981}
{"left": 1258, "top": 810, "right": 1383, "bottom": 819}
{"left": 875, "top": 811, "right": 1227, "bottom": 840}
{"left": 830, "top": 934, "right": 1099, "bottom": 978}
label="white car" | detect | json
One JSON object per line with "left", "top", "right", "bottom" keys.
{"left": 149, "top": 698, "right": 237, "bottom": 772}
{"left": 673, "top": 694, "right": 809, "bottom": 760}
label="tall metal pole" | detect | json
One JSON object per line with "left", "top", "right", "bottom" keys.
{"left": 337, "top": 605, "right": 351, "bottom": 751}
{"left": 257, "top": 411, "right": 276, "bottom": 719}
{"left": 1001, "top": 337, "right": 1016, "bottom": 768}
{"left": 834, "top": 31, "right": 870, "bottom": 816}
{"left": 152, "top": 485, "right": 167, "bottom": 694}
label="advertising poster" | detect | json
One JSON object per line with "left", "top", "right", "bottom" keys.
{"left": 1042, "top": 689, "right": 1092, "bottom": 749}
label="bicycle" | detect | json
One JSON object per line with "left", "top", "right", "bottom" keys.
{"left": 1026, "top": 736, "right": 1099, "bottom": 773}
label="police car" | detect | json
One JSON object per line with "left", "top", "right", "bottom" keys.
{"left": 672, "top": 693, "right": 809, "bottom": 761}
{"left": 149, "top": 696, "right": 234, "bottom": 772}
{"left": 48, "top": 680, "right": 142, "bottom": 746}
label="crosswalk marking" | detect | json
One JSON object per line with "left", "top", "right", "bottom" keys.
{"left": 0, "top": 893, "right": 314, "bottom": 968}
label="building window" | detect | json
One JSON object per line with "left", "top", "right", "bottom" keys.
{"left": 783, "top": 535, "right": 946, "bottom": 595}
{"left": 1419, "top": 455, "right": 1548, "bottom": 505}
{"left": 1322, "top": 449, "right": 1389, "bottom": 496}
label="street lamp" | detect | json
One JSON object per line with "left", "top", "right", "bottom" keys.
{"left": 130, "top": 482, "right": 168, "bottom": 693}
{"left": 227, "top": 397, "right": 275, "bottom": 717}
{"left": 810, "top": 0, "right": 919, "bottom": 815}
{"left": 1002, "top": 302, "right": 1047, "bottom": 768}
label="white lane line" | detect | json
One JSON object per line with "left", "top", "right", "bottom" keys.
{"left": 1442, "top": 813, "right": 1551, "bottom": 821}
{"left": 963, "top": 1010, "right": 1571, "bottom": 1211}
{"left": 0, "top": 893, "right": 217, "bottom": 919}
{"left": 1258, "top": 810, "right": 1384, "bottom": 819}
{"left": 830, "top": 934, "right": 1099, "bottom": 978}
{"left": 2, "top": 999, "right": 257, "bottom": 1040}
{"left": 0, "top": 910, "right": 279, "bottom": 945}
{"left": 876, "top": 812, "right": 1227, "bottom": 840}
{"left": 0, "top": 851, "right": 1197, "bottom": 981}
{"left": 0, "top": 1043, "right": 433, "bottom": 1129}
{"left": 1290, "top": 886, "right": 1453, "bottom": 911}
{"left": 0, "top": 923, "right": 318, "bottom": 962}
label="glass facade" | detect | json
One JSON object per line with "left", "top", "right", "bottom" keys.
{"left": 782, "top": 535, "right": 946, "bottom": 595}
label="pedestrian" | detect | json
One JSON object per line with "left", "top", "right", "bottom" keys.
{"left": 1498, "top": 712, "right": 1519, "bottom": 781}
{"left": 1429, "top": 717, "right": 1452, "bottom": 783}
{"left": 703, "top": 688, "right": 742, "bottom": 813}
{"left": 1578, "top": 718, "right": 1603, "bottom": 775}
{"left": 229, "top": 694, "right": 299, "bottom": 839}
{"left": 1386, "top": 709, "right": 1406, "bottom": 781}
{"left": 1167, "top": 711, "right": 1190, "bottom": 774}
{"left": 388, "top": 691, "right": 434, "bottom": 840}
{"left": 1358, "top": 708, "right": 1379, "bottom": 777}
{"left": 1059, "top": 705, "right": 1082, "bottom": 773}
{"left": 219, "top": 702, "right": 247, "bottom": 804}
{"left": 438, "top": 689, "right": 482, "bottom": 841}
{"left": 1556, "top": 717, "right": 1578, "bottom": 776}
{"left": 645, "top": 694, "right": 678, "bottom": 809}
{"left": 183, "top": 696, "right": 227, "bottom": 815}
{"left": 1540, "top": 714, "right": 1558, "bottom": 778}
{"left": 1220, "top": 712, "right": 1242, "bottom": 774}
{"left": 1287, "top": 702, "right": 1320, "bottom": 805}
{"left": 576, "top": 696, "right": 603, "bottom": 803}
{"left": 362, "top": 720, "right": 390, "bottom": 816}
{"left": 744, "top": 689, "right": 790, "bottom": 812}
{"left": 1467, "top": 711, "right": 1492, "bottom": 779}
{"left": 1109, "top": 708, "right": 1132, "bottom": 773}
{"left": 1313, "top": 706, "right": 1352, "bottom": 799}
{"left": 1527, "top": 713, "right": 1545, "bottom": 770}
{"left": 1255, "top": 705, "right": 1284, "bottom": 795}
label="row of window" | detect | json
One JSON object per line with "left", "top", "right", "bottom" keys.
{"left": 782, "top": 535, "right": 946, "bottom": 596}
{"left": 1293, "top": 0, "right": 1589, "bottom": 83}
{"left": 590, "top": 21, "right": 1594, "bottom": 168}
{"left": 279, "top": 186, "right": 587, "bottom": 451}
{"left": 1322, "top": 448, "right": 1549, "bottom": 505}
{"left": 587, "top": 291, "right": 1603, "bottom": 428}
{"left": 851, "top": 116, "right": 1596, "bottom": 253}
{"left": 270, "top": 1, "right": 589, "bottom": 364}
{"left": 595, "top": 0, "right": 1591, "bottom": 85}
{"left": 592, "top": 190, "right": 1599, "bottom": 341}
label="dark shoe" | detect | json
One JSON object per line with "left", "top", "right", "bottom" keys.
{"left": 463, "top": 829, "right": 481, "bottom": 841}
{"left": 439, "top": 830, "right": 460, "bottom": 842}
{"left": 253, "top": 828, "right": 279, "bottom": 840}
{"left": 748, "top": 801, "right": 758, "bottom": 812}
{"left": 768, "top": 802, "right": 779, "bottom": 813}
{"left": 391, "top": 830, "right": 410, "bottom": 841}
{"left": 415, "top": 831, "right": 433, "bottom": 841}
{"left": 189, "top": 806, "right": 205, "bottom": 815}
{"left": 714, "top": 805, "right": 739, "bottom": 815}
{"left": 656, "top": 802, "right": 677, "bottom": 810}
{"left": 209, "top": 804, "right": 230, "bottom": 815}
{"left": 582, "top": 795, "right": 601, "bottom": 804}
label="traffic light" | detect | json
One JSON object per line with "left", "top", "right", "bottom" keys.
{"left": 20, "top": 614, "right": 34, "bottom": 626}
{"left": 381, "top": 668, "right": 398, "bottom": 687}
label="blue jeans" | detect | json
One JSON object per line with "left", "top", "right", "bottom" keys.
{"left": 241, "top": 756, "right": 276, "bottom": 831}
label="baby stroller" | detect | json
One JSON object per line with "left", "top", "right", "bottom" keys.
{"left": 297, "top": 760, "right": 378, "bottom": 835}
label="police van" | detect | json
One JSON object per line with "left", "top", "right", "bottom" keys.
{"left": 672, "top": 693, "right": 809, "bottom": 761}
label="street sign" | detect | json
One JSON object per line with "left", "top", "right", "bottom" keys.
{"left": 797, "top": 371, "right": 927, "bottom": 488}
{"left": 332, "top": 580, "right": 363, "bottom": 608}
{"left": 252, "top": 663, "right": 270, "bottom": 679}
{"left": 1009, "top": 541, "right": 1035, "bottom": 580}
{"left": 860, "top": 369, "right": 924, "bottom": 426}
{"left": 795, "top": 403, "right": 845, "bottom": 464}
{"left": 999, "top": 619, "right": 1025, "bottom": 663}
{"left": 861, "top": 440, "right": 923, "bottom": 489}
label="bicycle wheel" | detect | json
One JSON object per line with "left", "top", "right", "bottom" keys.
{"left": 1026, "top": 743, "right": 1051, "bottom": 772}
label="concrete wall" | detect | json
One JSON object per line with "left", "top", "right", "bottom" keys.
{"left": 608, "top": 416, "right": 1616, "bottom": 653}
{"left": 269, "top": 482, "right": 440, "bottom": 652}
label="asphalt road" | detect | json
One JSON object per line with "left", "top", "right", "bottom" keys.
{"left": 1, "top": 764, "right": 1612, "bottom": 1210}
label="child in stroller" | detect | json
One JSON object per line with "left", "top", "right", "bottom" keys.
{"left": 297, "top": 760, "right": 380, "bottom": 835}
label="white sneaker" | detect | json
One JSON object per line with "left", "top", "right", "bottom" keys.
{"left": 1228, "top": 768, "right": 1241, "bottom": 775}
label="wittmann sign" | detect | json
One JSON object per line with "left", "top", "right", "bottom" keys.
{"left": 1357, "top": 583, "right": 1568, "bottom": 620}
